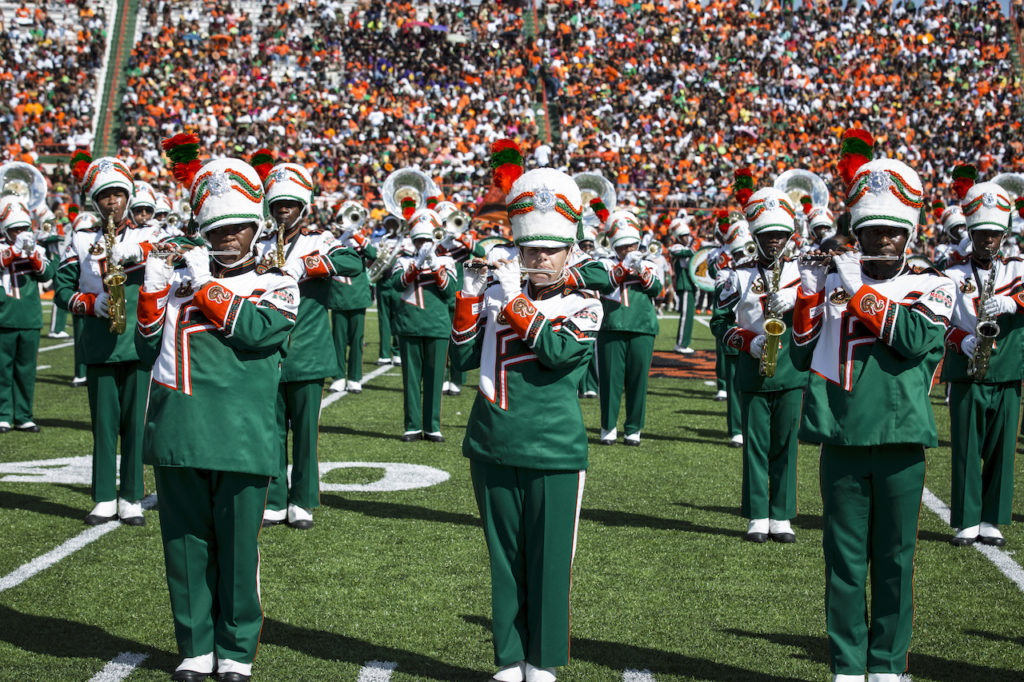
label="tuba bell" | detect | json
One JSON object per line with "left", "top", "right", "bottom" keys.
{"left": 774, "top": 169, "right": 829, "bottom": 237}
{"left": 382, "top": 168, "right": 434, "bottom": 219}
{"left": 991, "top": 173, "right": 1024, "bottom": 203}
{"left": 573, "top": 171, "right": 617, "bottom": 226}
{"left": 0, "top": 162, "right": 48, "bottom": 215}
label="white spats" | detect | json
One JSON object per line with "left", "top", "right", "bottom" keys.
{"left": 175, "top": 653, "right": 214, "bottom": 674}
{"left": 768, "top": 519, "right": 793, "bottom": 535}
{"left": 88, "top": 652, "right": 149, "bottom": 682}
{"left": 525, "top": 663, "right": 556, "bottom": 682}
{"left": 91, "top": 500, "right": 118, "bottom": 518}
{"left": 287, "top": 505, "right": 312, "bottom": 524}
{"left": 117, "top": 499, "right": 143, "bottom": 521}
{"left": 357, "top": 660, "right": 397, "bottom": 682}
{"left": 491, "top": 661, "right": 525, "bottom": 682}
{"left": 954, "top": 525, "right": 980, "bottom": 541}
{"left": 747, "top": 519, "right": 769, "bottom": 535}
{"left": 832, "top": 675, "right": 864, "bottom": 682}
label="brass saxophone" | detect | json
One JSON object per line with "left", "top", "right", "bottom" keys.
{"left": 968, "top": 261, "right": 1000, "bottom": 381}
{"left": 759, "top": 259, "right": 786, "bottom": 377}
{"left": 276, "top": 224, "right": 286, "bottom": 268}
{"left": 102, "top": 214, "right": 127, "bottom": 334}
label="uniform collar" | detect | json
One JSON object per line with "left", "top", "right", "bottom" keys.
{"left": 527, "top": 279, "right": 566, "bottom": 300}
{"left": 213, "top": 255, "right": 257, "bottom": 278}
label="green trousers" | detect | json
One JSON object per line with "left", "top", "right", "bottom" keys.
{"left": 377, "top": 287, "right": 401, "bottom": 359}
{"left": 266, "top": 379, "right": 323, "bottom": 511}
{"left": 154, "top": 466, "right": 268, "bottom": 665}
{"left": 0, "top": 328, "right": 40, "bottom": 425}
{"left": 740, "top": 389, "right": 801, "bottom": 520}
{"left": 675, "top": 288, "right": 695, "bottom": 348}
{"left": 447, "top": 345, "right": 465, "bottom": 387}
{"left": 820, "top": 443, "right": 925, "bottom": 676}
{"left": 578, "top": 353, "right": 598, "bottom": 396}
{"left": 330, "top": 308, "right": 365, "bottom": 382}
{"left": 86, "top": 362, "right": 147, "bottom": 503}
{"left": 723, "top": 351, "right": 741, "bottom": 437}
{"left": 72, "top": 316, "right": 87, "bottom": 378}
{"left": 948, "top": 381, "right": 1019, "bottom": 528}
{"left": 470, "top": 459, "right": 585, "bottom": 669}
{"left": 597, "top": 330, "right": 655, "bottom": 435}
{"left": 49, "top": 302, "right": 68, "bottom": 335}
{"left": 398, "top": 336, "right": 447, "bottom": 433}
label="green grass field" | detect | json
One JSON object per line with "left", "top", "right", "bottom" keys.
{"left": 1, "top": 308, "right": 1022, "bottom": 682}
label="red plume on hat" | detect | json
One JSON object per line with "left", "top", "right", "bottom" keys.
{"left": 250, "top": 148, "right": 275, "bottom": 183}
{"left": 590, "top": 197, "right": 610, "bottom": 224}
{"left": 837, "top": 127, "right": 874, "bottom": 190}
{"left": 931, "top": 199, "right": 945, "bottom": 221}
{"left": 714, "top": 208, "right": 731, "bottom": 238}
{"left": 1015, "top": 196, "right": 1024, "bottom": 219}
{"left": 733, "top": 168, "right": 754, "bottom": 207}
{"left": 951, "top": 164, "right": 977, "bottom": 202}
{"left": 425, "top": 194, "right": 441, "bottom": 210}
{"left": 69, "top": 149, "right": 92, "bottom": 182}
{"left": 490, "top": 139, "right": 524, "bottom": 195}
{"left": 800, "top": 195, "right": 812, "bottom": 215}
{"left": 161, "top": 133, "right": 202, "bottom": 189}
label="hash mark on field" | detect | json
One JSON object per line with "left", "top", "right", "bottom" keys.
{"left": 357, "top": 660, "right": 397, "bottom": 681}
{"left": 88, "top": 652, "right": 148, "bottom": 682}
{"left": 319, "top": 363, "right": 395, "bottom": 413}
{"left": 921, "top": 488, "right": 1024, "bottom": 592}
{"left": 0, "top": 494, "right": 157, "bottom": 594}
{"left": 38, "top": 340, "right": 75, "bottom": 353}
{"left": 623, "top": 669, "right": 656, "bottom": 682}
{"left": 36, "top": 364, "right": 51, "bottom": 371}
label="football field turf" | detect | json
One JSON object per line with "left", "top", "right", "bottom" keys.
{"left": 1, "top": 309, "right": 1022, "bottom": 681}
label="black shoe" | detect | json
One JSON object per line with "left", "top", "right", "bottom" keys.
{"left": 400, "top": 432, "right": 422, "bottom": 442}
{"left": 84, "top": 513, "right": 117, "bottom": 526}
{"left": 121, "top": 515, "right": 146, "bottom": 527}
{"left": 15, "top": 423, "right": 40, "bottom": 433}
{"left": 171, "top": 671, "right": 209, "bottom": 681}
{"left": 261, "top": 517, "right": 285, "bottom": 528}
{"left": 216, "top": 673, "right": 250, "bottom": 682}
{"left": 745, "top": 532, "right": 768, "bottom": 543}
{"left": 600, "top": 439, "right": 615, "bottom": 446}
{"left": 770, "top": 532, "right": 795, "bottom": 544}
{"left": 979, "top": 535, "right": 1007, "bottom": 547}
{"left": 623, "top": 439, "right": 640, "bottom": 447}
{"left": 424, "top": 433, "right": 445, "bottom": 443}
{"left": 950, "top": 535, "right": 977, "bottom": 547}
{"left": 289, "top": 519, "right": 313, "bottom": 530}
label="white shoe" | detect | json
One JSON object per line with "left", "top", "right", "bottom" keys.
{"left": 954, "top": 525, "right": 980, "bottom": 541}
{"left": 729, "top": 434, "right": 744, "bottom": 448}
{"left": 832, "top": 676, "right": 864, "bottom": 682}
{"left": 176, "top": 653, "right": 214, "bottom": 675}
{"left": 392, "top": 355, "right": 402, "bottom": 365}
{"left": 71, "top": 376, "right": 87, "bottom": 386}
{"left": 491, "top": 661, "right": 525, "bottom": 682}
{"left": 979, "top": 521, "right": 1005, "bottom": 545}
{"left": 346, "top": 380, "right": 362, "bottom": 393}
{"left": 624, "top": 432, "right": 641, "bottom": 446}
{"left": 329, "top": 378, "right": 347, "bottom": 392}
{"left": 582, "top": 390, "right": 597, "bottom": 398}
{"left": 867, "top": 674, "right": 900, "bottom": 682}
{"left": 448, "top": 384, "right": 460, "bottom": 395}
{"left": 118, "top": 499, "right": 143, "bottom": 521}
{"left": 525, "top": 663, "right": 556, "bottom": 682}
{"left": 217, "top": 659, "right": 252, "bottom": 677}
{"left": 263, "top": 508, "right": 286, "bottom": 523}
{"left": 89, "top": 500, "right": 117, "bottom": 518}
{"left": 442, "top": 381, "right": 452, "bottom": 393}
{"left": 288, "top": 504, "right": 313, "bottom": 529}
{"left": 714, "top": 389, "right": 728, "bottom": 401}
{"left": 600, "top": 427, "right": 617, "bottom": 444}
{"left": 0, "top": 421, "right": 9, "bottom": 430}
{"left": 673, "top": 344, "right": 686, "bottom": 353}
{"left": 769, "top": 519, "right": 793, "bottom": 535}
{"left": 47, "top": 331, "right": 70, "bottom": 339}
{"left": 376, "top": 357, "right": 391, "bottom": 365}
{"left": 747, "top": 518, "right": 769, "bottom": 535}
{"left": 703, "top": 380, "right": 717, "bottom": 386}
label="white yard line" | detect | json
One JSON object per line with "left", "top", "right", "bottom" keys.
{"left": 623, "top": 670, "right": 656, "bottom": 682}
{"left": 36, "top": 365, "right": 51, "bottom": 371}
{"left": 319, "top": 364, "right": 397, "bottom": 413}
{"left": 921, "top": 488, "right": 1024, "bottom": 592}
{"left": 356, "top": 661, "right": 397, "bottom": 682}
{"left": 0, "top": 494, "right": 157, "bottom": 594}
{"left": 38, "top": 341, "right": 75, "bottom": 353}
{"left": 88, "top": 652, "right": 149, "bottom": 682}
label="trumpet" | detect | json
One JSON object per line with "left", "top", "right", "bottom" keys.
{"left": 414, "top": 227, "right": 447, "bottom": 268}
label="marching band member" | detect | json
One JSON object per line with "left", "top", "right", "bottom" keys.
{"left": 807, "top": 207, "right": 836, "bottom": 251}
{"left": 933, "top": 204, "right": 968, "bottom": 270}
{"left": 712, "top": 212, "right": 753, "bottom": 446}
{"left": 594, "top": 210, "right": 662, "bottom": 446}
{"left": 130, "top": 181, "right": 159, "bottom": 230}
{"left": 137, "top": 156, "right": 298, "bottom": 682}
{"left": 54, "top": 154, "right": 160, "bottom": 525}
{"left": 388, "top": 209, "right": 456, "bottom": 442}
{"left": 435, "top": 200, "right": 481, "bottom": 396}
{"left": 0, "top": 197, "right": 56, "bottom": 433}
{"left": 574, "top": 225, "right": 599, "bottom": 398}
{"left": 257, "top": 162, "right": 363, "bottom": 530}
{"left": 450, "top": 164, "right": 602, "bottom": 682}
{"left": 790, "top": 132, "right": 954, "bottom": 682}
{"left": 941, "top": 175, "right": 1021, "bottom": 548}
{"left": 374, "top": 215, "right": 405, "bottom": 365}
{"left": 710, "top": 187, "right": 805, "bottom": 542}
{"left": 327, "top": 201, "right": 374, "bottom": 394}
{"left": 668, "top": 216, "right": 698, "bottom": 354}
{"left": 45, "top": 204, "right": 74, "bottom": 340}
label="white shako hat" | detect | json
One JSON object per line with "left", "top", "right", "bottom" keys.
{"left": 0, "top": 196, "right": 33, "bottom": 237}
{"left": 506, "top": 168, "right": 583, "bottom": 248}
{"left": 743, "top": 187, "right": 796, "bottom": 235}
{"left": 670, "top": 218, "right": 690, "bottom": 238}
{"left": 72, "top": 211, "right": 100, "bottom": 232}
{"left": 81, "top": 157, "right": 135, "bottom": 213}
{"left": 807, "top": 206, "right": 834, "bottom": 232}
{"left": 407, "top": 208, "right": 443, "bottom": 241}
{"left": 264, "top": 162, "right": 314, "bottom": 209}
{"left": 941, "top": 204, "right": 966, "bottom": 236}
{"left": 580, "top": 225, "right": 598, "bottom": 243}
{"left": 154, "top": 192, "right": 173, "bottom": 215}
{"left": 962, "top": 181, "right": 1012, "bottom": 232}
{"left": 189, "top": 158, "right": 267, "bottom": 238}
{"left": 131, "top": 181, "right": 157, "bottom": 209}
{"left": 606, "top": 210, "right": 642, "bottom": 247}
{"left": 845, "top": 158, "right": 924, "bottom": 242}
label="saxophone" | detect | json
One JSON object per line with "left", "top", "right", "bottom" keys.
{"left": 102, "top": 214, "right": 127, "bottom": 334}
{"left": 276, "top": 224, "right": 286, "bottom": 268}
{"left": 968, "top": 261, "right": 1000, "bottom": 381}
{"left": 759, "top": 258, "right": 786, "bottom": 378}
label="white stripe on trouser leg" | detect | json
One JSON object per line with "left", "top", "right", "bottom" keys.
{"left": 357, "top": 660, "right": 398, "bottom": 681}
{"left": 570, "top": 470, "right": 586, "bottom": 561}
{"left": 676, "top": 293, "right": 688, "bottom": 345}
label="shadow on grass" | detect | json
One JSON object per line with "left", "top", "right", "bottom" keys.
{"left": 319, "top": 424, "right": 405, "bottom": 440}
{"left": 0, "top": 491, "right": 85, "bottom": 520}
{"left": 34, "top": 417, "right": 92, "bottom": 432}
{"left": 262, "top": 617, "right": 481, "bottom": 680}
{"left": 0, "top": 605, "right": 173, "bottom": 673}
{"left": 582, "top": 508, "right": 744, "bottom": 539}
{"left": 962, "top": 629, "right": 1024, "bottom": 646}
{"left": 462, "top": 615, "right": 805, "bottom": 680}
{"left": 320, "top": 493, "right": 481, "bottom": 528}
{"left": 725, "top": 629, "right": 1024, "bottom": 681}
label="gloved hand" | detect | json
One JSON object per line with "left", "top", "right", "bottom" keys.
{"left": 961, "top": 334, "right": 979, "bottom": 357}
{"left": 622, "top": 250, "right": 643, "bottom": 273}
{"left": 749, "top": 334, "right": 766, "bottom": 358}
{"left": 462, "top": 264, "right": 488, "bottom": 297}
{"left": 111, "top": 242, "right": 143, "bottom": 264}
{"left": 13, "top": 231, "right": 35, "bottom": 256}
{"left": 183, "top": 247, "right": 212, "bottom": 287}
{"left": 414, "top": 242, "right": 433, "bottom": 269}
{"left": 143, "top": 254, "right": 175, "bottom": 291}
{"left": 423, "top": 251, "right": 438, "bottom": 272}
{"left": 95, "top": 291, "right": 110, "bottom": 318}
{"left": 834, "top": 251, "right": 864, "bottom": 295}
{"left": 768, "top": 289, "right": 796, "bottom": 317}
{"left": 981, "top": 294, "right": 1017, "bottom": 317}
{"left": 798, "top": 257, "right": 828, "bottom": 295}
{"left": 495, "top": 259, "right": 522, "bottom": 304}
{"left": 282, "top": 257, "right": 305, "bottom": 281}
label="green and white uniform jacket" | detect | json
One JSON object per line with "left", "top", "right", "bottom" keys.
{"left": 0, "top": 244, "right": 56, "bottom": 329}
{"left": 387, "top": 253, "right": 457, "bottom": 338}
{"left": 451, "top": 281, "right": 603, "bottom": 470}
{"left": 136, "top": 258, "right": 298, "bottom": 476}
{"left": 941, "top": 257, "right": 1024, "bottom": 384}
{"left": 327, "top": 237, "right": 374, "bottom": 311}
{"left": 790, "top": 265, "right": 954, "bottom": 447}
{"left": 593, "top": 257, "right": 662, "bottom": 335}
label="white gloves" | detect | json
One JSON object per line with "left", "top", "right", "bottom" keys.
{"left": 95, "top": 291, "right": 110, "bottom": 318}
{"left": 143, "top": 254, "right": 175, "bottom": 291}
{"left": 282, "top": 257, "right": 305, "bottom": 281}
{"left": 767, "top": 289, "right": 796, "bottom": 318}
{"left": 495, "top": 259, "right": 522, "bottom": 303}
{"left": 798, "top": 259, "right": 827, "bottom": 295}
{"left": 462, "top": 265, "right": 487, "bottom": 297}
{"left": 414, "top": 242, "right": 433, "bottom": 269}
{"left": 423, "top": 252, "right": 439, "bottom": 272}
{"left": 13, "top": 231, "right": 35, "bottom": 256}
{"left": 111, "top": 242, "right": 144, "bottom": 264}
{"left": 749, "top": 334, "right": 766, "bottom": 358}
{"left": 981, "top": 295, "right": 1017, "bottom": 318}
{"left": 834, "top": 252, "right": 863, "bottom": 295}
{"left": 183, "top": 247, "right": 212, "bottom": 287}
{"left": 961, "top": 334, "right": 979, "bottom": 357}
{"left": 622, "top": 250, "right": 643, "bottom": 273}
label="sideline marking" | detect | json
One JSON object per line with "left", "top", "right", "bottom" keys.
{"left": 623, "top": 670, "right": 656, "bottom": 682}
{"left": 921, "top": 488, "right": 1024, "bottom": 592}
{"left": 39, "top": 340, "right": 75, "bottom": 353}
{"left": 89, "top": 652, "right": 149, "bottom": 682}
{"left": 357, "top": 660, "right": 397, "bottom": 682}
{"left": 36, "top": 365, "right": 51, "bottom": 371}
{"left": 0, "top": 495, "right": 157, "bottom": 594}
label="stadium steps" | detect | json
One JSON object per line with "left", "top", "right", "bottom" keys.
{"left": 1008, "top": 15, "right": 1024, "bottom": 98}
{"left": 521, "top": 3, "right": 558, "bottom": 144}
{"left": 93, "top": 0, "right": 141, "bottom": 157}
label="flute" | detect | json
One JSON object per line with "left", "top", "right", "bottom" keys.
{"left": 463, "top": 259, "right": 559, "bottom": 275}
{"left": 150, "top": 244, "right": 241, "bottom": 259}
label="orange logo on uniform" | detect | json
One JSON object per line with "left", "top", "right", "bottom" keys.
{"left": 206, "top": 284, "right": 231, "bottom": 304}
{"left": 511, "top": 297, "right": 536, "bottom": 318}
{"left": 859, "top": 293, "right": 885, "bottom": 315}
{"left": 304, "top": 255, "right": 321, "bottom": 270}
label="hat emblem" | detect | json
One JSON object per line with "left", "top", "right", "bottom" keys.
{"left": 533, "top": 187, "right": 556, "bottom": 211}
{"left": 207, "top": 171, "right": 232, "bottom": 196}
{"left": 97, "top": 159, "right": 114, "bottom": 173}
{"left": 270, "top": 168, "right": 289, "bottom": 184}
{"left": 867, "top": 170, "right": 891, "bottom": 194}
{"left": 982, "top": 192, "right": 997, "bottom": 208}
{"left": 764, "top": 196, "right": 779, "bottom": 211}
